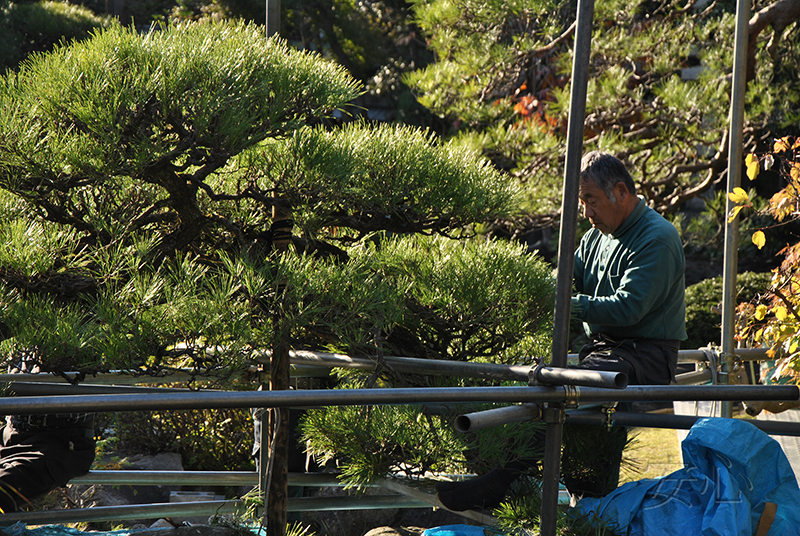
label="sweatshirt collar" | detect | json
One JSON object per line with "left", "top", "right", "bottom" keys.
{"left": 609, "top": 198, "right": 646, "bottom": 238}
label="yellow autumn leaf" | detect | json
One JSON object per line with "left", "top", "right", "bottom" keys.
{"left": 791, "top": 162, "right": 800, "bottom": 182}
{"left": 775, "top": 306, "right": 788, "bottom": 322}
{"left": 790, "top": 340, "right": 799, "bottom": 354}
{"left": 727, "top": 204, "right": 745, "bottom": 223}
{"left": 752, "top": 230, "right": 766, "bottom": 249}
{"left": 755, "top": 304, "right": 769, "bottom": 320}
{"left": 728, "top": 187, "right": 749, "bottom": 204}
{"left": 775, "top": 137, "right": 791, "bottom": 152}
{"left": 745, "top": 153, "right": 759, "bottom": 180}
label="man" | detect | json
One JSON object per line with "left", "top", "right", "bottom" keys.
{"left": 436, "top": 151, "right": 686, "bottom": 511}
{"left": 571, "top": 151, "right": 686, "bottom": 384}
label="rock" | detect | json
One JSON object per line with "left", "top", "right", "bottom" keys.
{"left": 72, "top": 453, "right": 186, "bottom": 525}
{"left": 126, "top": 453, "right": 184, "bottom": 471}
{"left": 149, "top": 519, "right": 177, "bottom": 529}
{"left": 134, "top": 526, "right": 243, "bottom": 536}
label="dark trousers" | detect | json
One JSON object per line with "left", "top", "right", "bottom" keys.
{"left": 574, "top": 334, "right": 679, "bottom": 386}
{"left": 561, "top": 334, "right": 679, "bottom": 497}
{"left": 0, "top": 424, "right": 96, "bottom": 513}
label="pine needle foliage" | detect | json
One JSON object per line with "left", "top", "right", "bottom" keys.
{"left": 0, "top": 20, "right": 363, "bottom": 257}
{"left": 0, "top": 0, "right": 108, "bottom": 73}
{"left": 297, "top": 235, "right": 554, "bottom": 488}
{"left": 0, "top": 18, "right": 553, "bottom": 375}
{"left": 301, "top": 393, "right": 466, "bottom": 489}
{"left": 367, "top": 234, "right": 555, "bottom": 362}
{"left": 0, "top": 19, "right": 558, "bottom": 513}
{"left": 246, "top": 121, "right": 519, "bottom": 239}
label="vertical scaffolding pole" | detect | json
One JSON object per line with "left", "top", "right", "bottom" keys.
{"left": 720, "top": 0, "right": 750, "bottom": 418}
{"left": 539, "top": 0, "right": 595, "bottom": 533}
{"left": 261, "top": 6, "right": 280, "bottom": 527}
{"left": 266, "top": 0, "right": 280, "bottom": 38}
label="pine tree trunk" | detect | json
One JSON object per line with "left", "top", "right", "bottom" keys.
{"left": 266, "top": 200, "right": 293, "bottom": 536}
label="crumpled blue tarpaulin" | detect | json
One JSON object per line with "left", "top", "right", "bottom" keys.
{"left": 571, "top": 418, "right": 800, "bottom": 535}
{"left": 0, "top": 524, "right": 137, "bottom": 536}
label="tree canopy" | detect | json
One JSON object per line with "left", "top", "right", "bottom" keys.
{"left": 405, "top": 0, "right": 800, "bottom": 232}
{"left": 0, "top": 24, "right": 557, "bottom": 518}
{"left": 0, "top": 20, "right": 554, "bottom": 379}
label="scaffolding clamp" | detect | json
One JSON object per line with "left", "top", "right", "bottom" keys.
{"left": 602, "top": 404, "right": 616, "bottom": 430}
{"left": 528, "top": 362, "right": 545, "bottom": 386}
{"left": 564, "top": 384, "right": 580, "bottom": 408}
{"left": 542, "top": 405, "right": 566, "bottom": 424}
{"left": 700, "top": 346, "right": 721, "bottom": 384}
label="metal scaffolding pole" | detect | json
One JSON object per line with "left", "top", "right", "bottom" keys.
{"left": 720, "top": 0, "right": 751, "bottom": 418}
{"left": 0, "top": 496, "right": 430, "bottom": 525}
{"left": 542, "top": 0, "right": 595, "bottom": 532}
{"left": 266, "top": 0, "right": 279, "bottom": 38}
{"left": 70, "top": 470, "right": 351, "bottom": 486}
{"left": 566, "top": 410, "right": 800, "bottom": 436}
{"left": 0, "top": 384, "right": 796, "bottom": 414}
{"left": 454, "top": 405, "right": 800, "bottom": 437}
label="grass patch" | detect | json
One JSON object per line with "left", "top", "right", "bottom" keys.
{"left": 620, "top": 426, "right": 684, "bottom": 483}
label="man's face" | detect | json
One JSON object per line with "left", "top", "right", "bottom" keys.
{"left": 579, "top": 178, "right": 625, "bottom": 234}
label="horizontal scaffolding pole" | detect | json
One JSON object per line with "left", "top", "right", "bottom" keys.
{"left": 566, "top": 410, "right": 800, "bottom": 436}
{"left": 70, "top": 471, "right": 347, "bottom": 487}
{"left": 282, "top": 350, "right": 534, "bottom": 382}
{"left": 0, "top": 371, "right": 203, "bottom": 385}
{"left": 0, "top": 384, "right": 797, "bottom": 414}
{"left": 0, "top": 366, "right": 710, "bottom": 398}
{"left": 533, "top": 366, "right": 626, "bottom": 389}
{"left": 676, "top": 347, "right": 767, "bottom": 362}
{"left": 455, "top": 403, "right": 541, "bottom": 432}
{"left": 0, "top": 496, "right": 431, "bottom": 525}
{"left": 0, "top": 347, "right": 768, "bottom": 388}
{"left": 675, "top": 368, "right": 713, "bottom": 385}
{"left": 455, "top": 405, "right": 800, "bottom": 437}
{"left": 6, "top": 382, "right": 195, "bottom": 396}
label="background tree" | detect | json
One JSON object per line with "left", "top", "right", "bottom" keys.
{"left": 0, "top": 0, "right": 107, "bottom": 73}
{"left": 405, "top": 0, "right": 800, "bottom": 239}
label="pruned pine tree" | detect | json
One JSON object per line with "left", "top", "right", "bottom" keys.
{"left": 0, "top": 20, "right": 555, "bottom": 491}
{"left": 405, "top": 0, "right": 800, "bottom": 232}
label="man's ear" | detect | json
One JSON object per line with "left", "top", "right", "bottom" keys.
{"left": 615, "top": 182, "right": 629, "bottom": 202}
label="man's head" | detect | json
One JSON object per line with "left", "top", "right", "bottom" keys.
{"left": 579, "top": 151, "right": 638, "bottom": 234}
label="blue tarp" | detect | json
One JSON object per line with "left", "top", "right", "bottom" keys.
{"left": 571, "top": 418, "right": 800, "bottom": 535}
{"left": 0, "top": 524, "right": 137, "bottom": 536}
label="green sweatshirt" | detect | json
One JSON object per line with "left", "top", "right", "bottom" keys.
{"left": 571, "top": 199, "right": 687, "bottom": 341}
